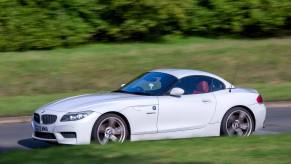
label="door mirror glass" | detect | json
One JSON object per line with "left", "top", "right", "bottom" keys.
{"left": 121, "top": 83, "right": 126, "bottom": 87}
{"left": 169, "top": 87, "right": 184, "bottom": 96}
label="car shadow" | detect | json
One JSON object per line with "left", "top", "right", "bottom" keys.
{"left": 18, "top": 138, "right": 57, "bottom": 149}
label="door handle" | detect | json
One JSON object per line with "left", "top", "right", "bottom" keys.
{"left": 202, "top": 99, "right": 211, "bottom": 103}
{"left": 146, "top": 112, "right": 156, "bottom": 114}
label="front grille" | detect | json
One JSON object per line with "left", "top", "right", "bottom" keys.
{"left": 34, "top": 113, "right": 40, "bottom": 123}
{"left": 35, "top": 132, "right": 56, "bottom": 139}
{"left": 41, "top": 114, "right": 57, "bottom": 124}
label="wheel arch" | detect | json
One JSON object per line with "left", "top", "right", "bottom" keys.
{"left": 93, "top": 111, "right": 131, "bottom": 140}
{"left": 220, "top": 105, "right": 256, "bottom": 135}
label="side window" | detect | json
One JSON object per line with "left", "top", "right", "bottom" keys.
{"left": 211, "top": 78, "right": 226, "bottom": 92}
{"left": 174, "top": 76, "right": 212, "bottom": 95}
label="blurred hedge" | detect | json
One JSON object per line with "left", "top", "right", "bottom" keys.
{"left": 0, "top": 0, "right": 290, "bottom": 51}
{"left": 185, "top": 0, "right": 291, "bottom": 36}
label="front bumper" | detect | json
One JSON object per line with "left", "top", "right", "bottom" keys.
{"left": 32, "top": 112, "right": 101, "bottom": 145}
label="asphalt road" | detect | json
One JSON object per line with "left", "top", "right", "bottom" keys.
{"left": 0, "top": 107, "right": 291, "bottom": 153}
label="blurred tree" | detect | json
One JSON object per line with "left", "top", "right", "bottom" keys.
{"left": 185, "top": 0, "right": 291, "bottom": 36}
{"left": 0, "top": 0, "right": 290, "bottom": 51}
{"left": 0, "top": 0, "right": 94, "bottom": 51}
{"left": 91, "top": 0, "right": 191, "bottom": 41}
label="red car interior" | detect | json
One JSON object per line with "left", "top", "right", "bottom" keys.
{"left": 193, "top": 81, "right": 209, "bottom": 94}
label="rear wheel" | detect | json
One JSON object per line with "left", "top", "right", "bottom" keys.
{"left": 92, "top": 113, "right": 129, "bottom": 145}
{"left": 221, "top": 107, "right": 254, "bottom": 136}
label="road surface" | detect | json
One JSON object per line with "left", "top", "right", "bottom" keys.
{"left": 0, "top": 107, "right": 291, "bottom": 153}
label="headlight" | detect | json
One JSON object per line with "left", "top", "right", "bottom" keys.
{"left": 61, "top": 111, "right": 93, "bottom": 122}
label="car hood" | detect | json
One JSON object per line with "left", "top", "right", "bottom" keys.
{"left": 37, "top": 92, "right": 146, "bottom": 113}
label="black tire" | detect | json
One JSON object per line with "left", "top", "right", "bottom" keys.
{"left": 92, "top": 113, "right": 129, "bottom": 144}
{"left": 220, "top": 107, "right": 255, "bottom": 136}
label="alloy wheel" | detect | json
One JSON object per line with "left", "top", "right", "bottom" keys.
{"left": 96, "top": 117, "right": 126, "bottom": 144}
{"left": 226, "top": 110, "right": 253, "bottom": 136}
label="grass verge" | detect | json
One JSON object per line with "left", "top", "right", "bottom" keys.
{"left": 0, "top": 91, "right": 93, "bottom": 117}
{"left": 0, "top": 36, "right": 290, "bottom": 116}
{"left": 1, "top": 134, "right": 291, "bottom": 163}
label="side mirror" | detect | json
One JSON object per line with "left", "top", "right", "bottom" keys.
{"left": 121, "top": 84, "right": 126, "bottom": 87}
{"left": 170, "top": 87, "right": 184, "bottom": 97}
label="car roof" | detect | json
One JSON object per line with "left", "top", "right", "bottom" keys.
{"left": 150, "top": 68, "right": 233, "bottom": 88}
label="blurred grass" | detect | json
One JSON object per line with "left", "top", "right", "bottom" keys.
{"left": 0, "top": 91, "right": 93, "bottom": 116}
{"left": 1, "top": 134, "right": 291, "bottom": 163}
{"left": 0, "top": 36, "right": 290, "bottom": 116}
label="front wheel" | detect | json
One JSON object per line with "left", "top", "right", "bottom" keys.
{"left": 92, "top": 113, "right": 129, "bottom": 145}
{"left": 221, "top": 107, "right": 254, "bottom": 136}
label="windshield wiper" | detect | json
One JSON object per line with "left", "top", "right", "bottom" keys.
{"left": 113, "top": 90, "right": 151, "bottom": 96}
{"left": 128, "top": 92, "right": 151, "bottom": 96}
{"left": 113, "top": 90, "right": 129, "bottom": 93}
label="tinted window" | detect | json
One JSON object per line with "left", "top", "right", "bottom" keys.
{"left": 117, "top": 72, "right": 178, "bottom": 96}
{"left": 174, "top": 76, "right": 226, "bottom": 95}
{"left": 211, "top": 78, "right": 225, "bottom": 92}
{"left": 174, "top": 76, "right": 212, "bottom": 95}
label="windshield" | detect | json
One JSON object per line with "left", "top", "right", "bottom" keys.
{"left": 116, "top": 72, "right": 178, "bottom": 96}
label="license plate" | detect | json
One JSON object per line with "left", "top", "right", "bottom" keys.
{"left": 35, "top": 125, "right": 48, "bottom": 132}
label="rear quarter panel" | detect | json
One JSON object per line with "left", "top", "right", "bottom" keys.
{"left": 210, "top": 89, "right": 265, "bottom": 128}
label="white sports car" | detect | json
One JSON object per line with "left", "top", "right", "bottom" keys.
{"left": 32, "top": 69, "right": 266, "bottom": 145}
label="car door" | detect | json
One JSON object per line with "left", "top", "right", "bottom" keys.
{"left": 157, "top": 76, "right": 216, "bottom": 132}
{"left": 121, "top": 96, "right": 159, "bottom": 135}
